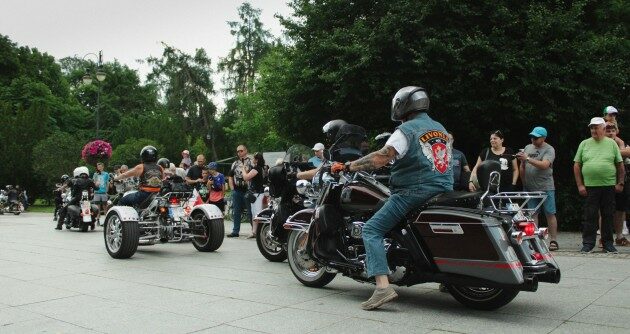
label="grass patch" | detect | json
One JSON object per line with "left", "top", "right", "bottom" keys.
{"left": 28, "top": 205, "right": 55, "bottom": 213}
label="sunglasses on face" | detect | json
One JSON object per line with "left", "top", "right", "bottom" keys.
{"left": 236, "top": 150, "right": 244, "bottom": 153}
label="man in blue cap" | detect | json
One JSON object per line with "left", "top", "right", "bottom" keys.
{"left": 517, "top": 126, "right": 559, "bottom": 250}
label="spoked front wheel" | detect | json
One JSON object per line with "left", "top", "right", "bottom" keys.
{"left": 287, "top": 230, "right": 335, "bottom": 287}
{"left": 445, "top": 284, "right": 519, "bottom": 310}
{"left": 104, "top": 212, "right": 139, "bottom": 259}
{"left": 256, "top": 223, "right": 287, "bottom": 262}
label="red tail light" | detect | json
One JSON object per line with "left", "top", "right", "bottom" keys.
{"left": 532, "top": 252, "right": 544, "bottom": 261}
{"left": 518, "top": 222, "right": 536, "bottom": 236}
{"left": 169, "top": 197, "right": 180, "bottom": 205}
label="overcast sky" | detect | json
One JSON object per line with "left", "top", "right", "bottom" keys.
{"left": 0, "top": 0, "right": 293, "bottom": 104}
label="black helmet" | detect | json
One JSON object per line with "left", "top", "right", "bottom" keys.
{"left": 157, "top": 158, "right": 170, "bottom": 169}
{"left": 391, "top": 86, "right": 429, "bottom": 121}
{"left": 60, "top": 174, "right": 69, "bottom": 182}
{"left": 140, "top": 145, "right": 158, "bottom": 163}
{"left": 322, "top": 119, "right": 348, "bottom": 143}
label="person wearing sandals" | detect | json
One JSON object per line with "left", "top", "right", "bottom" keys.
{"left": 516, "top": 126, "right": 559, "bottom": 251}
{"left": 242, "top": 152, "right": 265, "bottom": 239}
{"left": 604, "top": 122, "right": 630, "bottom": 247}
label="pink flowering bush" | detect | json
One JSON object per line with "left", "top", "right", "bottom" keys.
{"left": 81, "top": 140, "right": 112, "bottom": 165}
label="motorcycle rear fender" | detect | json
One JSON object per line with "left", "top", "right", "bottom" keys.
{"left": 284, "top": 208, "right": 314, "bottom": 232}
{"left": 190, "top": 204, "right": 223, "bottom": 220}
{"left": 254, "top": 207, "right": 274, "bottom": 223}
{"left": 107, "top": 206, "right": 139, "bottom": 222}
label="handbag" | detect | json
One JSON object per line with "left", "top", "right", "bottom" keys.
{"left": 245, "top": 190, "right": 257, "bottom": 203}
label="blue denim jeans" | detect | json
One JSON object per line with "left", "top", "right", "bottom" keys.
{"left": 363, "top": 189, "right": 441, "bottom": 277}
{"left": 119, "top": 191, "right": 152, "bottom": 207}
{"left": 231, "top": 189, "right": 252, "bottom": 235}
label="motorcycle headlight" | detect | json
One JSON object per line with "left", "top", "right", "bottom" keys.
{"left": 295, "top": 180, "right": 311, "bottom": 195}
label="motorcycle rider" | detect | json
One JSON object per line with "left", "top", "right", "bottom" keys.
{"left": 6, "top": 185, "right": 19, "bottom": 208}
{"left": 295, "top": 120, "right": 348, "bottom": 181}
{"left": 53, "top": 174, "right": 70, "bottom": 221}
{"left": 55, "top": 167, "right": 99, "bottom": 230}
{"left": 114, "top": 146, "right": 163, "bottom": 207}
{"left": 331, "top": 86, "right": 453, "bottom": 310}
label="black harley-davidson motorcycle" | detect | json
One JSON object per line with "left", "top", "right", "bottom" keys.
{"left": 255, "top": 145, "right": 319, "bottom": 262}
{"left": 283, "top": 127, "right": 560, "bottom": 310}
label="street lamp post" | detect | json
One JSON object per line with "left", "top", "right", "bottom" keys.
{"left": 82, "top": 51, "right": 106, "bottom": 138}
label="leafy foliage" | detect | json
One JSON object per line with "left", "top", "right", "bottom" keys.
{"left": 32, "top": 132, "right": 84, "bottom": 194}
{"left": 109, "top": 138, "right": 165, "bottom": 168}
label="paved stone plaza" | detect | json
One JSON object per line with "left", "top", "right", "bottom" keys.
{"left": 1, "top": 212, "right": 629, "bottom": 333}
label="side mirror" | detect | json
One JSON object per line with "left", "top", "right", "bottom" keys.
{"left": 295, "top": 179, "right": 311, "bottom": 195}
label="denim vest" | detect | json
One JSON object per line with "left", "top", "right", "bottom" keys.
{"left": 390, "top": 113, "right": 454, "bottom": 194}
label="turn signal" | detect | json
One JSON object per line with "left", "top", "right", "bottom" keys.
{"left": 518, "top": 222, "right": 536, "bottom": 236}
{"left": 159, "top": 207, "right": 167, "bottom": 214}
{"left": 511, "top": 231, "right": 524, "bottom": 245}
{"left": 532, "top": 252, "right": 544, "bottom": 261}
{"left": 538, "top": 227, "right": 549, "bottom": 240}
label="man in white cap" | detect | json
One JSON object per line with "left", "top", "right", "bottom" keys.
{"left": 180, "top": 149, "right": 191, "bottom": 172}
{"left": 574, "top": 117, "right": 625, "bottom": 254}
{"left": 309, "top": 143, "right": 325, "bottom": 167}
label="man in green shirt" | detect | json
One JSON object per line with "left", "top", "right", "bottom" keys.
{"left": 573, "top": 117, "right": 625, "bottom": 254}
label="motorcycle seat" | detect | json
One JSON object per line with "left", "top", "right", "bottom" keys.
{"left": 137, "top": 193, "right": 157, "bottom": 210}
{"left": 424, "top": 191, "right": 481, "bottom": 209}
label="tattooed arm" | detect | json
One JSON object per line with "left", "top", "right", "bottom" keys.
{"left": 347, "top": 146, "right": 397, "bottom": 172}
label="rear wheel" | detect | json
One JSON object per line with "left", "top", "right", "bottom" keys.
{"left": 256, "top": 223, "right": 287, "bottom": 262}
{"left": 191, "top": 212, "right": 224, "bottom": 252}
{"left": 446, "top": 284, "right": 519, "bottom": 310}
{"left": 287, "top": 230, "right": 335, "bottom": 287}
{"left": 104, "top": 212, "right": 139, "bottom": 259}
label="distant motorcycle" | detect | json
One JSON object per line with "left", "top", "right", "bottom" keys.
{"left": 104, "top": 188, "right": 224, "bottom": 259}
{"left": 62, "top": 190, "right": 99, "bottom": 232}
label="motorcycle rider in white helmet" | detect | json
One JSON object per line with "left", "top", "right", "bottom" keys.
{"left": 55, "top": 167, "right": 99, "bottom": 230}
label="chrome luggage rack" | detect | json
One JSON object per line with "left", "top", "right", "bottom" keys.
{"left": 487, "top": 191, "right": 548, "bottom": 220}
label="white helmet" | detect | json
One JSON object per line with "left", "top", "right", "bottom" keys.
{"left": 73, "top": 166, "right": 90, "bottom": 177}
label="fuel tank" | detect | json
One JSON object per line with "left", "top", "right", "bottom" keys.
{"left": 339, "top": 180, "right": 389, "bottom": 214}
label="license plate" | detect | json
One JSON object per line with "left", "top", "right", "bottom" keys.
{"left": 169, "top": 207, "right": 184, "bottom": 221}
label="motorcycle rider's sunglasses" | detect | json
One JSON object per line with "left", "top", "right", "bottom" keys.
{"left": 236, "top": 149, "right": 244, "bottom": 153}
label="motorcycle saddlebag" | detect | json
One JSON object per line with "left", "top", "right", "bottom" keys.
{"left": 412, "top": 207, "right": 524, "bottom": 285}
{"left": 309, "top": 204, "right": 344, "bottom": 260}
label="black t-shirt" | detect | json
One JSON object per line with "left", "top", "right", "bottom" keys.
{"left": 186, "top": 165, "right": 204, "bottom": 190}
{"left": 250, "top": 166, "right": 264, "bottom": 193}
{"left": 479, "top": 147, "right": 515, "bottom": 188}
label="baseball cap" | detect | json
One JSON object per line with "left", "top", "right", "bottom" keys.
{"left": 603, "top": 106, "right": 618, "bottom": 115}
{"left": 207, "top": 162, "right": 218, "bottom": 170}
{"left": 528, "top": 126, "right": 548, "bottom": 138}
{"left": 182, "top": 149, "right": 190, "bottom": 155}
{"left": 588, "top": 117, "right": 605, "bottom": 126}
{"left": 312, "top": 143, "right": 325, "bottom": 151}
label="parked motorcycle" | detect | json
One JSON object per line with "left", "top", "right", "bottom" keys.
{"left": 104, "top": 188, "right": 224, "bottom": 259}
{"left": 283, "top": 130, "right": 560, "bottom": 310}
{"left": 62, "top": 190, "right": 99, "bottom": 232}
{"left": 255, "top": 145, "right": 319, "bottom": 262}
{"left": 2, "top": 187, "right": 23, "bottom": 215}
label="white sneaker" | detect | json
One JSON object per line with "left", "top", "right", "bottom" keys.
{"left": 623, "top": 223, "right": 628, "bottom": 236}
{"left": 597, "top": 229, "right": 600, "bottom": 235}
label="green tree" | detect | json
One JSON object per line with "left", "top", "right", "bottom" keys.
{"left": 264, "top": 0, "right": 628, "bottom": 229}
{"left": 110, "top": 138, "right": 165, "bottom": 168}
{"left": 218, "top": 1, "right": 273, "bottom": 95}
{"left": 147, "top": 44, "right": 219, "bottom": 160}
{"left": 32, "top": 132, "right": 84, "bottom": 197}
